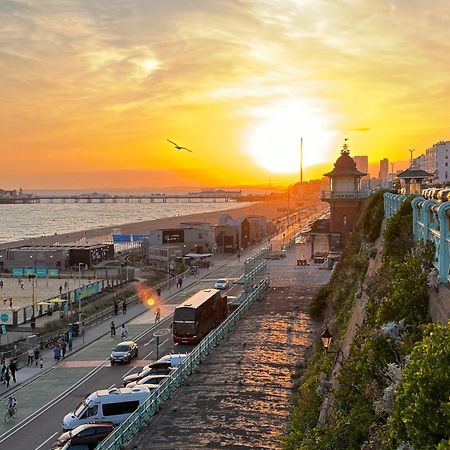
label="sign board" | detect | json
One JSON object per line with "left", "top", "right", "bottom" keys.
{"left": 162, "top": 229, "right": 184, "bottom": 244}
{"left": 75, "top": 282, "right": 102, "bottom": 301}
{"left": 112, "top": 234, "right": 132, "bottom": 243}
{"left": 11, "top": 268, "right": 24, "bottom": 277}
{"left": 36, "top": 268, "right": 48, "bottom": 278}
{"left": 47, "top": 269, "right": 59, "bottom": 277}
{"left": 24, "top": 268, "right": 35, "bottom": 277}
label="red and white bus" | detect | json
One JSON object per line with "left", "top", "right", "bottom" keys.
{"left": 172, "top": 289, "right": 227, "bottom": 345}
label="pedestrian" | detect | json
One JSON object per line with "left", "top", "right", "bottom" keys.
{"left": 0, "top": 280, "right": 3, "bottom": 289}
{"left": 2, "top": 294, "right": 6, "bottom": 307}
{"left": 113, "top": 299, "right": 119, "bottom": 315}
{"left": 1, "top": 361, "right": 6, "bottom": 383}
{"left": 9, "top": 359, "right": 17, "bottom": 383}
{"left": 179, "top": 277, "right": 183, "bottom": 288}
{"left": 34, "top": 347, "right": 40, "bottom": 366}
{"left": 59, "top": 337, "right": 67, "bottom": 358}
{"left": 9, "top": 298, "right": 13, "bottom": 309}
{"left": 3, "top": 366, "right": 11, "bottom": 388}
{"left": 120, "top": 324, "right": 128, "bottom": 339}
{"left": 53, "top": 344, "right": 61, "bottom": 363}
{"left": 110, "top": 320, "right": 116, "bottom": 337}
{"left": 20, "top": 281, "right": 24, "bottom": 290}
{"left": 122, "top": 300, "right": 127, "bottom": 314}
{"left": 39, "top": 357, "right": 43, "bottom": 368}
{"left": 237, "top": 253, "right": 241, "bottom": 262}
{"left": 64, "top": 281, "right": 68, "bottom": 290}
{"left": 27, "top": 347, "right": 34, "bottom": 365}
{"left": 17, "top": 278, "right": 21, "bottom": 286}
{"left": 59, "top": 285, "right": 63, "bottom": 295}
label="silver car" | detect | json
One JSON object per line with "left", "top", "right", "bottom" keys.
{"left": 110, "top": 341, "right": 138, "bottom": 365}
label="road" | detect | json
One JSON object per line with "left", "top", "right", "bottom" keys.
{"left": 0, "top": 261, "right": 244, "bottom": 450}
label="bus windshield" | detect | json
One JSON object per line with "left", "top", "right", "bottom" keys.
{"left": 173, "top": 321, "right": 195, "bottom": 336}
{"left": 173, "top": 307, "right": 196, "bottom": 321}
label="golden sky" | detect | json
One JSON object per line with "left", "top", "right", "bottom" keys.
{"left": 2, "top": 0, "right": 450, "bottom": 189}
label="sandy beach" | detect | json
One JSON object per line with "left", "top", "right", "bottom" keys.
{"left": 0, "top": 199, "right": 323, "bottom": 250}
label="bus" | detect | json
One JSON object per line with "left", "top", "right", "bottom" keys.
{"left": 172, "top": 289, "right": 227, "bottom": 344}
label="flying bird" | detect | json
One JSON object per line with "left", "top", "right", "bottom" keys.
{"left": 167, "top": 139, "right": 192, "bottom": 153}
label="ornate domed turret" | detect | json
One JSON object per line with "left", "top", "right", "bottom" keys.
{"left": 324, "top": 141, "right": 366, "bottom": 178}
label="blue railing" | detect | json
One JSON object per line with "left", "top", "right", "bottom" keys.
{"left": 95, "top": 250, "right": 271, "bottom": 450}
{"left": 384, "top": 193, "right": 450, "bottom": 283}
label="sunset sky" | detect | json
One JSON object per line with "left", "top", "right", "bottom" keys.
{"left": 2, "top": 0, "right": 450, "bottom": 189}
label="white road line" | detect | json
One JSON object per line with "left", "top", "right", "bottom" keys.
{"left": 33, "top": 431, "right": 58, "bottom": 450}
{"left": 123, "top": 366, "right": 139, "bottom": 378}
{"left": 143, "top": 338, "right": 155, "bottom": 347}
{"left": 108, "top": 384, "right": 115, "bottom": 389}
{"left": 143, "top": 350, "right": 154, "bottom": 359}
{"left": 160, "top": 338, "right": 169, "bottom": 347}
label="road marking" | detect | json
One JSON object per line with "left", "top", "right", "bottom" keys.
{"left": 34, "top": 431, "right": 58, "bottom": 450}
{"left": 143, "top": 350, "right": 154, "bottom": 360}
{"left": 122, "top": 366, "right": 139, "bottom": 378}
{"left": 143, "top": 338, "right": 155, "bottom": 347}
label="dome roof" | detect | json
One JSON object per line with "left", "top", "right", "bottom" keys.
{"left": 323, "top": 144, "right": 366, "bottom": 178}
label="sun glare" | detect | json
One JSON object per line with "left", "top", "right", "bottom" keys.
{"left": 245, "top": 101, "right": 336, "bottom": 173}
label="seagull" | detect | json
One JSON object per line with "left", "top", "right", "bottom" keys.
{"left": 167, "top": 139, "right": 192, "bottom": 153}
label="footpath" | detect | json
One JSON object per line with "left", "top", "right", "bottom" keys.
{"left": 0, "top": 252, "right": 236, "bottom": 398}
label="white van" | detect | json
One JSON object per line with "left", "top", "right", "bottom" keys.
{"left": 63, "top": 386, "right": 152, "bottom": 430}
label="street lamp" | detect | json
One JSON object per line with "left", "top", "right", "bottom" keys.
{"left": 77, "top": 263, "right": 85, "bottom": 343}
{"left": 321, "top": 326, "right": 333, "bottom": 351}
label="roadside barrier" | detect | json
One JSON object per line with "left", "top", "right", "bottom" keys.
{"left": 95, "top": 276, "right": 270, "bottom": 450}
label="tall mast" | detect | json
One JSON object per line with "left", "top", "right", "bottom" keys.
{"left": 300, "top": 137, "right": 303, "bottom": 183}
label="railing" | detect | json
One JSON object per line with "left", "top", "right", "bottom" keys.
{"left": 321, "top": 190, "right": 371, "bottom": 199}
{"left": 384, "top": 193, "right": 450, "bottom": 284}
{"left": 95, "top": 277, "right": 270, "bottom": 450}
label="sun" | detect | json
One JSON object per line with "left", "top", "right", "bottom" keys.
{"left": 245, "top": 101, "right": 336, "bottom": 174}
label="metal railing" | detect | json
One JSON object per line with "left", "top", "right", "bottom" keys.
{"left": 321, "top": 190, "right": 371, "bottom": 199}
{"left": 96, "top": 277, "right": 270, "bottom": 450}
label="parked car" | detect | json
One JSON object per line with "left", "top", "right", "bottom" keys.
{"left": 214, "top": 279, "right": 229, "bottom": 289}
{"left": 110, "top": 341, "right": 138, "bottom": 365}
{"left": 54, "top": 422, "right": 114, "bottom": 448}
{"left": 122, "top": 361, "right": 174, "bottom": 386}
{"left": 126, "top": 374, "right": 170, "bottom": 388}
{"left": 157, "top": 353, "right": 188, "bottom": 367}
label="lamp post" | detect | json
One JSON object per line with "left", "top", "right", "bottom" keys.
{"left": 321, "top": 326, "right": 343, "bottom": 362}
{"left": 78, "top": 263, "right": 85, "bottom": 344}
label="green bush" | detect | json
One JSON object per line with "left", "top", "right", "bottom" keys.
{"left": 360, "top": 190, "right": 388, "bottom": 242}
{"left": 389, "top": 322, "right": 450, "bottom": 450}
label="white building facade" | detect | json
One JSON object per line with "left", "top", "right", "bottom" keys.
{"left": 414, "top": 141, "right": 450, "bottom": 184}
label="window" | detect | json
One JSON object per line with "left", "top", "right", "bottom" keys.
{"left": 80, "top": 405, "right": 98, "bottom": 419}
{"left": 102, "top": 400, "right": 140, "bottom": 416}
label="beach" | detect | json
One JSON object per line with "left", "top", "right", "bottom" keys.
{"left": 0, "top": 199, "right": 324, "bottom": 249}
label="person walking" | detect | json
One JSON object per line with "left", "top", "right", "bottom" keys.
{"left": 9, "top": 298, "right": 13, "bottom": 309}
{"left": 156, "top": 288, "right": 161, "bottom": 298}
{"left": 9, "top": 360, "right": 17, "bottom": 383}
{"left": 3, "top": 366, "right": 11, "bottom": 388}
{"left": 110, "top": 320, "right": 116, "bottom": 337}
{"left": 1, "top": 361, "right": 6, "bottom": 384}
{"left": 59, "top": 285, "right": 63, "bottom": 296}
{"left": 120, "top": 324, "right": 128, "bottom": 339}
{"left": 113, "top": 299, "right": 119, "bottom": 316}
{"left": 0, "top": 280, "right": 3, "bottom": 289}
{"left": 53, "top": 345, "right": 61, "bottom": 363}
{"left": 122, "top": 300, "right": 127, "bottom": 315}
{"left": 2, "top": 294, "right": 6, "bottom": 307}
{"left": 59, "top": 337, "right": 67, "bottom": 358}
{"left": 34, "top": 347, "right": 40, "bottom": 366}
{"left": 27, "top": 347, "right": 34, "bottom": 365}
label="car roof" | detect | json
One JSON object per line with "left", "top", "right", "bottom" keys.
{"left": 72, "top": 422, "right": 114, "bottom": 432}
{"left": 116, "top": 341, "right": 136, "bottom": 346}
{"left": 140, "top": 374, "right": 169, "bottom": 382}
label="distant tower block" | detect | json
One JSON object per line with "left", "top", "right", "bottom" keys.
{"left": 321, "top": 141, "right": 369, "bottom": 247}
{"left": 300, "top": 137, "right": 303, "bottom": 184}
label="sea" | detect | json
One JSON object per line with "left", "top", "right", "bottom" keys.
{"left": 0, "top": 192, "right": 251, "bottom": 244}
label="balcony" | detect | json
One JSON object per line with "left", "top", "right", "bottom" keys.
{"left": 321, "top": 190, "right": 371, "bottom": 201}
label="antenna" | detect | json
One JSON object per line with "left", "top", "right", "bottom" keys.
{"left": 408, "top": 149, "right": 415, "bottom": 166}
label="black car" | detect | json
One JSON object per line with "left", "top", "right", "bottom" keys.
{"left": 110, "top": 341, "right": 139, "bottom": 365}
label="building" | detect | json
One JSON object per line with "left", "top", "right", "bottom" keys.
{"left": 413, "top": 141, "right": 450, "bottom": 184}
{"left": 141, "top": 241, "right": 182, "bottom": 271}
{"left": 379, "top": 158, "right": 389, "bottom": 186}
{"left": 321, "top": 142, "right": 370, "bottom": 247}
{"left": 0, "top": 244, "right": 114, "bottom": 272}
{"left": 395, "top": 167, "right": 434, "bottom": 194}
{"left": 353, "top": 156, "right": 369, "bottom": 178}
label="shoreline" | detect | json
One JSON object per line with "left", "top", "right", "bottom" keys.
{"left": 0, "top": 200, "right": 317, "bottom": 250}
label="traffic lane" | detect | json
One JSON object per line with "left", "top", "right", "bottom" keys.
{"left": 10, "top": 336, "right": 176, "bottom": 450}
